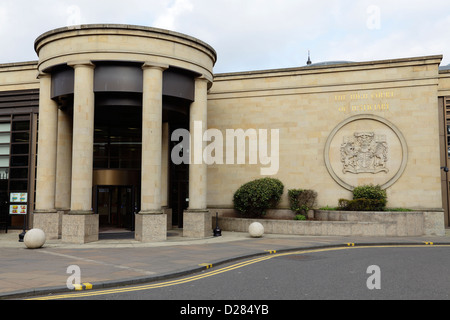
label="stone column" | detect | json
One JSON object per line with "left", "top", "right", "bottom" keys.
{"left": 33, "top": 73, "right": 60, "bottom": 239}
{"left": 183, "top": 76, "right": 212, "bottom": 238}
{"left": 161, "top": 122, "right": 172, "bottom": 230}
{"left": 135, "top": 62, "right": 168, "bottom": 242}
{"left": 55, "top": 108, "right": 72, "bottom": 212}
{"left": 54, "top": 108, "right": 73, "bottom": 239}
{"left": 62, "top": 61, "right": 98, "bottom": 244}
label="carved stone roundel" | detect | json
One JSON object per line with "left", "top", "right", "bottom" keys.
{"left": 325, "top": 115, "right": 408, "bottom": 191}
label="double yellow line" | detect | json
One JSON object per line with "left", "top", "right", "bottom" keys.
{"left": 28, "top": 244, "right": 449, "bottom": 300}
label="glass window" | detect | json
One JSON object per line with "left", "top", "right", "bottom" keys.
{"left": 0, "top": 155, "right": 9, "bottom": 167}
{"left": 9, "top": 168, "right": 28, "bottom": 179}
{"left": 93, "top": 158, "right": 109, "bottom": 169}
{"left": 0, "top": 167, "right": 8, "bottom": 179}
{"left": 0, "top": 132, "right": 10, "bottom": 144}
{"left": 11, "top": 144, "right": 29, "bottom": 155}
{"left": 94, "top": 143, "right": 109, "bottom": 157}
{"left": 11, "top": 132, "right": 29, "bottom": 143}
{"left": 0, "top": 145, "right": 9, "bottom": 155}
{"left": 0, "top": 123, "right": 11, "bottom": 132}
{"left": 9, "top": 180, "right": 28, "bottom": 191}
{"left": 12, "top": 121, "right": 30, "bottom": 131}
{"left": 10, "top": 155, "right": 28, "bottom": 167}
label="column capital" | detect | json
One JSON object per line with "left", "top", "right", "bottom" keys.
{"left": 142, "top": 62, "right": 169, "bottom": 71}
{"left": 37, "top": 72, "right": 52, "bottom": 80}
{"left": 195, "top": 75, "right": 213, "bottom": 89}
{"left": 195, "top": 75, "right": 209, "bottom": 82}
{"left": 67, "top": 60, "right": 95, "bottom": 69}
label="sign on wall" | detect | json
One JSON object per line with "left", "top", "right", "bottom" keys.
{"left": 10, "top": 204, "right": 27, "bottom": 215}
{"left": 10, "top": 193, "right": 27, "bottom": 203}
{"left": 10, "top": 193, "right": 28, "bottom": 215}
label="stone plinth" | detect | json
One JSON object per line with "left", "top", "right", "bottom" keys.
{"left": 33, "top": 211, "right": 62, "bottom": 240}
{"left": 424, "top": 211, "right": 446, "bottom": 236}
{"left": 183, "top": 210, "right": 212, "bottom": 238}
{"left": 62, "top": 214, "right": 99, "bottom": 244}
{"left": 135, "top": 213, "right": 167, "bottom": 242}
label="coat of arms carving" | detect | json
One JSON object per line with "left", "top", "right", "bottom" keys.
{"left": 340, "top": 132, "right": 389, "bottom": 174}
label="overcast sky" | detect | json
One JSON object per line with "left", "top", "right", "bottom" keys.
{"left": 0, "top": 0, "right": 449, "bottom": 73}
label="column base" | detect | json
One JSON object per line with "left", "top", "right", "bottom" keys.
{"left": 183, "top": 209, "right": 212, "bottom": 238}
{"left": 163, "top": 207, "right": 173, "bottom": 231}
{"left": 33, "top": 210, "right": 62, "bottom": 240}
{"left": 135, "top": 212, "right": 167, "bottom": 242}
{"left": 62, "top": 213, "right": 99, "bottom": 244}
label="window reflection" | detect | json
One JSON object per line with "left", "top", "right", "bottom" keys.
{"left": 93, "top": 124, "right": 142, "bottom": 170}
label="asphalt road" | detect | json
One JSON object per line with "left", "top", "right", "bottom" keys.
{"left": 31, "top": 245, "right": 450, "bottom": 302}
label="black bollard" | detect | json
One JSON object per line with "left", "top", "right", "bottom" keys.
{"left": 214, "top": 212, "right": 222, "bottom": 237}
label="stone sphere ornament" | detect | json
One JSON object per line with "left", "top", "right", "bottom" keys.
{"left": 24, "top": 229, "right": 46, "bottom": 249}
{"left": 249, "top": 222, "right": 264, "bottom": 238}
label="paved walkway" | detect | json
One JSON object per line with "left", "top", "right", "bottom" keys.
{"left": 1, "top": 229, "right": 450, "bottom": 299}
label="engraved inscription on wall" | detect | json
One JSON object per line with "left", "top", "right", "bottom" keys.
{"left": 340, "top": 132, "right": 389, "bottom": 174}
{"left": 336, "top": 91, "right": 394, "bottom": 113}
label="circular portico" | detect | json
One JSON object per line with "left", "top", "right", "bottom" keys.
{"left": 32, "top": 24, "right": 217, "bottom": 243}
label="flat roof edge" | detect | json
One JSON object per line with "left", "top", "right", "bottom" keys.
{"left": 214, "top": 55, "right": 444, "bottom": 78}
{"left": 0, "top": 61, "right": 38, "bottom": 69}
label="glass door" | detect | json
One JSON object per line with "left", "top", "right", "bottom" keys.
{"left": 97, "top": 187, "right": 111, "bottom": 226}
{"left": 118, "top": 186, "right": 134, "bottom": 229}
{"left": 96, "top": 185, "right": 134, "bottom": 229}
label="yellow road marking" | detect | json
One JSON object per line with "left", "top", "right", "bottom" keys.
{"left": 28, "top": 244, "right": 450, "bottom": 300}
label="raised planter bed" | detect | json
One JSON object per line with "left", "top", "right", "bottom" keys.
{"left": 212, "top": 209, "right": 446, "bottom": 237}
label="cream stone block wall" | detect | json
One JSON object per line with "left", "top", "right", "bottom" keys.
{"left": 207, "top": 56, "right": 443, "bottom": 210}
{"left": 0, "top": 61, "right": 39, "bottom": 91}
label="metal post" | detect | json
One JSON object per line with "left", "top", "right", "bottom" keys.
{"left": 214, "top": 211, "right": 222, "bottom": 237}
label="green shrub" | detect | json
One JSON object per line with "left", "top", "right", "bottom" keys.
{"left": 288, "top": 189, "right": 317, "bottom": 215}
{"left": 339, "top": 185, "right": 388, "bottom": 212}
{"left": 233, "top": 178, "right": 284, "bottom": 218}
{"left": 339, "top": 198, "right": 387, "bottom": 212}
{"left": 353, "top": 185, "right": 387, "bottom": 203}
{"left": 294, "top": 214, "right": 307, "bottom": 221}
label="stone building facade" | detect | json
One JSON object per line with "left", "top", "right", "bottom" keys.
{"left": 0, "top": 24, "right": 448, "bottom": 243}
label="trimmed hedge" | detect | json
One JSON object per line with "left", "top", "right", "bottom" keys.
{"left": 338, "top": 198, "right": 387, "bottom": 212}
{"left": 233, "top": 178, "right": 284, "bottom": 218}
{"left": 353, "top": 185, "right": 387, "bottom": 203}
{"left": 339, "top": 184, "right": 387, "bottom": 212}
